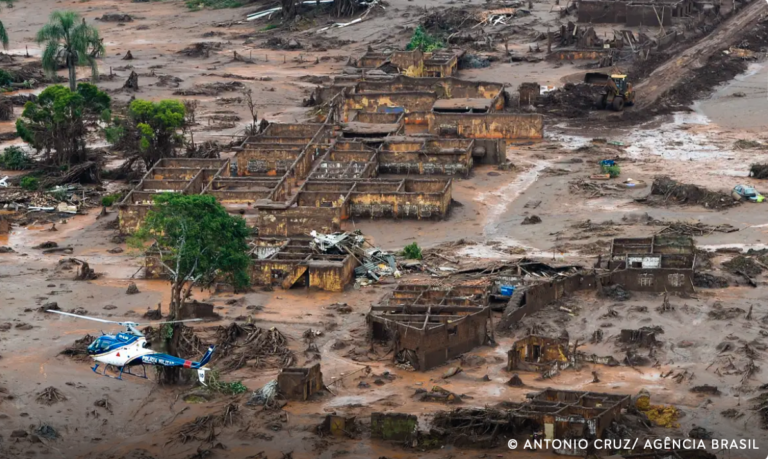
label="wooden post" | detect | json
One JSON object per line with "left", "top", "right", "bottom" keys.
{"left": 547, "top": 27, "right": 552, "bottom": 53}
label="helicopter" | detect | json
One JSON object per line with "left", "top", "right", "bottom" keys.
{"left": 48, "top": 310, "right": 215, "bottom": 385}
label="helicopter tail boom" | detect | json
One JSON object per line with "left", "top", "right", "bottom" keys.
{"left": 198, "top": 345, "right": 215, "bottom": 367}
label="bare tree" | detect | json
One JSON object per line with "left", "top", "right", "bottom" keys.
{"left": 332, "top": 0, "right": 358, "bottom": 17}
{"left": 243, "top": 88, "right": 259, "bottom": 136}
{"left": 282, "top": 0, "right": 298, "bottom": 20}
{"left": 182, "top": 99, "right": 199, "bottom": 150}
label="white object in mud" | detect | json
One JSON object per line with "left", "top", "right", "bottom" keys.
{"left": 0, "top": 176, "right": 8, "bottom": 188}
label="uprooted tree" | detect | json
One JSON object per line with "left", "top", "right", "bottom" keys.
{"left": 130, "top": 193, "right": 251, "bottom": 384}
{"left": 16, "top": 83, "right": 111, "bottom": 166}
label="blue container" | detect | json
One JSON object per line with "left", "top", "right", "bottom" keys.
{"left": 499, "top": 285, "right": 515, "bottom": 297}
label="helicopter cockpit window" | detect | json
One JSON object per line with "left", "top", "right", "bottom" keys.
{"left": 88, "top": 338, "right": 111, "bottom": 352}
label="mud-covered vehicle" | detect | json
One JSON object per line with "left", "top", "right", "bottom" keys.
{"left": 732, "top": 185, "right": 764, "bottom": 202}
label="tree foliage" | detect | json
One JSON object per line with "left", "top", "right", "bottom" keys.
{"left": 108, "top": 99, "right": 186, "bottom": 167}
{"left": 15, "top": 83, "right": 110, "bottom": 166}
{"left": 0, "top": 0, "right": 14, "bottom": 50}
{"left": 402, "top": 242, "right": 423, "bottom": 260}
{"left": 0, "top": 145, "right": 31, "bottom": 170}
{"left": 37, "top": 11, "right": 104, "bottom": 91}
{"left": 406, "top": 26, "right": 443, "bottom": 52}
{"left": 131, "top": 193, "right": 251, "bottom": 317}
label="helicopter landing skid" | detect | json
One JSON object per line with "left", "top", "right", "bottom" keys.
{"left": 92, "top": 363, "right": 149, "bottom": 381}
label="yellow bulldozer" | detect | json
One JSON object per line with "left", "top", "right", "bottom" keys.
{"left": 585, "top": 72, "right": 635, "bottom": 111}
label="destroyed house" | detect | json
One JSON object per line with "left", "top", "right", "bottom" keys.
{"left": 512, "top": 389, "right": 630, "bottom": 442}
{"left": 340, "top": 76, "right": 507, "bottom": 122}
{"left": 277, "top": 364, "right": 324, "bottom": 400}
{"left": 249, "top": 237, "right": 357, "bottom": 291}
{"left": 368, "top": 282, "right": 492, "bottom": 371}
{"left": 507, "top": 335, "right": 569, "bottom": 372}
{"left": 377, "top": 138, "right": 475, "bottom": 177}
{"left": 117, "top": 158, "right": 230, "bottom": 233}
{"left": 255, "top": 177, "right": 453, "bottom": 237}
{"left": 608, "top": 235, "right": 695, "bottom": 292}
{"left": 353, "top": 49, "right": 459, "bottom": 77}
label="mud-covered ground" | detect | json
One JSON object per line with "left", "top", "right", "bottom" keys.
{"left": 2, "top": 0, "right": 768, "bottom": 458}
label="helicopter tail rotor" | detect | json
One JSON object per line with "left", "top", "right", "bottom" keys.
{"left": 197, "top": 368, "right": 211, "bottom": 386}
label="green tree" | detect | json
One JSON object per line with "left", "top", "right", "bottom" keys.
{"left": 406, "top": 26, "right": 443, "bottom": 52}
{"left": 16, "top": 83, "right": 110, "bottom": 166}
{"left": 0, "top": 0, "right": 14, "bottom": 49}
{"left": 130, "top": 194, "right": 251, "bottom": 383}
{"left": 126, "top": 99, "right": 186, "bottom": 167}
{"left": 37, "top": 11, "right": 104, "bottom": 92}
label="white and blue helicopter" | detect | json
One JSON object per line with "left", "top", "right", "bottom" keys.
{"left": 48, "top": 310, "right": 215, "bottom": 385}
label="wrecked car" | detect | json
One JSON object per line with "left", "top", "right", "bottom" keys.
{"left": 732, "top": 185, "right": 764, "bottom": 203}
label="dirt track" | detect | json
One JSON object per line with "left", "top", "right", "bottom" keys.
{"left": 636, "top": 0, "right": 768, "bottom": 108}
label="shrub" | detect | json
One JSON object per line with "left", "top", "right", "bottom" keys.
{"left": 601, "top": 164, "right": 621, "bottom": 178}
{"left": 0, "top": 146, "right": 31, "bottom": 170}
{"left": 406, "top": 26, "right": 443, "bottom": 52}
{"left": 402, "top": 242, "right": 423, "bottom": 260}
{"left": 0, "top": 69, "right": 13, "bottom": 87}
{"left": 101, "top": 193, "right": 121, "bottom": 207}
{"left": 20, "top": 176, "right": 39, "bottom": 191}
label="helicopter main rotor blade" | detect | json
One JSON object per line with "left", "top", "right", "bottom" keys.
{"left": 46, "top": 310, "right": 123, "bottom": 324}
{"left": 136, "top": 319, "right": 203, "bottom": 326}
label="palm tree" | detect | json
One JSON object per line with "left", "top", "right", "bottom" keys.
{"left": 0, "top": 0, "right": 13, "bottom": 49}
{"left": 36, "top": 11, "right": 105, "bottom": 91}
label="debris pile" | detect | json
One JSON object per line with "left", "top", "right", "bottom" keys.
{"left": 177, "top": 42, "right": 222, "bottom": 58}
{"left": 57, "top": 258, "right": 99, "bottom": 280}
{"left": 635, "top": 395, "right": 681, "bottom": 428}
{"left": 649, "top": 176, "right": 739, "bottom": 209}
{"left": 693, "top": 272, "right": 729, "bottom": 288}
{"left": 247, "top": 380, "right": 281, "bottom": 410}
{"left": 173, "top": 81, "right": 245, "bottom": 96}
{"left": 750, "top": 163, "right": 768, "bottom": 179}
{"left": 569, "top": 179, "right": 623, "bottom": 197}
{"left": 536, "top": 83, "right": 604, "bottom": 118}
{"left": 600, "top": 284, "right": 631, "bottom": 301}
{"left": 211, "top": 322, "right": 296, "bottom": 372}
{"left": 176, "top": 403, "right": 242, "bottom": 445}
{"left": 422, "top": 7, "right": 480, "bottom": 35}
{"left": 98, "top": 13, "right": 133, "bottom": 22}
{"left": 654, "top": 220, "right": 738, "bottom": 236}
{"left": 36, "top": 386, "right": 67, "bottom": 405}
{"left": 309, "top": 230, "right": 398, "bottom": 283}
{"left": 430, "top": 407, "right": 513, "bottom": 447}
{"left": 59, "top": 334, "right": 96, "bottom": 360}
{"left": 722, "top": 255, "right": 764, "bottom": 277}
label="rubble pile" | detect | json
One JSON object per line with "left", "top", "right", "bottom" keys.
{"left": 177, "top": 42, "right": 223, "bottom": 58}
{"left": 722, "top": 255, "right": 765, "bottom": 277}
{"left": 422, "top": 8, "right": 480, "bottom": 35}
{"left": 536, "top": 83, "right": 604, "bottom": 118}
{"left": 750, "top": 163, "right": 768, "bottom": 179}
{"left": 653, "top": 220, "right": 738, "bottom": 236}
{"left": 430, "top": 407, "right": 514, "bottom": 446}
{"left": 310, "top": 230, "right": 398, "bottom": 284}
{"left": 173, "top": 81, "right": 245, "bottom": 96}
{"left": 649, "top": 176, "right": 739, "bottom": 209}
